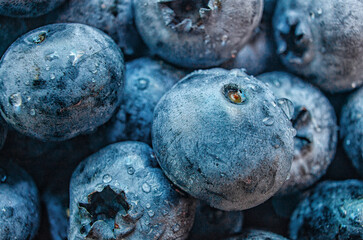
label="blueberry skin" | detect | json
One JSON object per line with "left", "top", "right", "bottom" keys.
{"left": 258, "top": 72, "right": 338, "bottom": 195}
{"left": 102, "top": 57, "right": 186, "bottom": 146}
{"left": 226, "top": 229, "right": 289, "bottom": 240}
{"left": 188, "top": 201, "right": 243, "bottom": 240}
{"left": 0, "top": 0, "right": 66, "bottom": 18}
{"left": 69, "top": 141, "right": 196, "bottom": 240}
{"left": 273, "top": 0, "right": 363, "bottom": 93}
{"left": 0, "top": 23, "right": 125, "bottom": 141}
{"left": 152, "top": 68, "right": 295, "bottom": 211}
{"left": 290, "top": 180, "right": 363, "bottom": 240}
{"left": 49, "top": 0, "right": 143, "bottom": 56}
{"left": 340, "top": 87, "right": 363, "bottom": 176}
{"left": 0, "top": 161, "right": 40, "bottom": 239}
{"left": 134, "top": 0, "right": 263, "bottom": 68}
{"left": 0, "top": 116, "right": 7, "bottom": 151}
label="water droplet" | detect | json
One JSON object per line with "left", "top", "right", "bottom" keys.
{"left": 50, "top": 73, "right": 55, "bottom": 80}
{"left": 351, "top": 82, "right": 357, "bottom": 88}
{"left": 102, "top": 174, "right": 112, "bottom": 183}
{"left": 263, "top": 117, "right": 274, "bottom": 126}
{"left": 45, "top": 51, "right": 59, "bottom": 61}
{"left": 221, "top": 35, "right": 228, "bottom": 46}
{"left": 277, "top": 98, "right": 294, "bottom": 120}
{"left": 172, "top": 224, "right": 180, "bottom": 232}
{"left": 220, "top": 173, "right": 225, "bottom": 177}
{"left": 91, "top": 78, "right": 96, "bottom": 83}
{"left": 45, "top": 66, "right": 50, "bottom": 71}
{"left": 316, "top": 8, "right": 323, "bottom": 15}
{"left": 30, "top": 109, "right": 36, "bottom": 116}
{"left": 127, "top": 167, "right": 135, "bottom": 175}
{"left": 346, "top": 139, "right": 351, "bottom": 146}
{"left": 162, "top": 209, "right": 169, "bottom": 216}
{"left": 142, "top": 183, "right": 151, "bottom": 193}
{"left": 309, "top": 11, "right": 315, "bottom": 19}
{"left": 286, "top": 172, "right": 291, "bottom": 180}
{"left": 69, "top": 50, "right": 85, "bottom": 66}
{"left": 147, "top": 210, "right": 154, "bottom": 217}
{"left": 9, "top": 93, "right": 22, "bottom": 107}
{"left": 92, "top": 69, "right": 98, "bottom": 74}
{"left": 315, "top": 125, "right": 322, "bottom": 132}
{"left": 273, "top": 79, "right": 281, "bottom": 87}
{"left": 137, "top": 78, "right": 149, "bottom": 90}
{"left": 0, "top": 207, "right": 13, "bottom": 218}
{"left": 26, "top": 96, "right": 31, "bottom": 101}
{"left": 146, "top": 203, "right": 151, "bottom": 209}
{"left": 0, "top": 168, "right": 7, "bottom": 183}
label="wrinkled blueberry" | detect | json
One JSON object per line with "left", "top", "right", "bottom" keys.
{"left": 69, "top": 141, "right": 196, "bottom": 240}
{"left": 0, "top": 161, "right": 40, "bottom": 239}
{"left": 188, "top": 200, "right": 243, "bottom": 240}
{"left": 102, "top": 57, "right": 186, "bottom": 146}
{"left": 290, "top": 180, "right": 363, "bottom": 240}
{"left": 0, "top": 23, "right": 125, "bottom": 141}
{"left": 152, "top": 68, "right": 295, "bottom": 211}
{"left": 48, "top": 0, "right": 144, "bottom": 56}
{"left": 134, "top": 0, "right": 263, "bottom": 68}
{"left": 273, "top": 0, "right": 363, "bottom": 92}
{"left": 258, "top": 72, "right": 338, "bottom": 195}
{"left": 0, "top": 0, "right": 66, "bottom": 18}
{"left": 340, "top": 87, "right": 363, "bottom": 176}
{"left": 227, "top": 229, "right": 289, "bottom": 240}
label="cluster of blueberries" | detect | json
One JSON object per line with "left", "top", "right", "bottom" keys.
{"left": 0, "top": 0, "right": 362, "bottom": 239}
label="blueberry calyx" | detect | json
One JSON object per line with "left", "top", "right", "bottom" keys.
{"left": 159, "top": 0, "right": 215, "bottom": 33}
{"left": 275, "top": 14, "right": 314, "bottom": 66}
{"left": 223, "top": 84, "right": 247, "bottom": 104}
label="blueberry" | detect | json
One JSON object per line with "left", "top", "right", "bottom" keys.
{"left": 0, "top": 23, "right": 125, "bottom": 141}
{"left": 152, "top": 68, "right": 295, "bottom": 211}
{"left": 273, "top": 0, "right": 363, "bottom": 93}
{"left": 0, "top": 116, "right": 7, "bottom": 150}
{"left": 258, "top": 72, "right": 338, "bottom": 195}
{"left": 226, "top": 229, "right": 289, "bottom": 240}
{"left": 0, "top": 161, "right": 40, "bottom": 239}
{"left": 290, "top": 180, "right": 363, "bottom": 240}
{"left": 48, "top": 0, "right": 144, "bottom": 56}
{"left": 134, "top": 0, "right": 263, "bottom": 68}
{"left": 340, "top": 87, "right": 363, "bottom": 176}
{"left": 188, "top": 201, "right": 243, "bottom": 240}
{"left": 0, "top": 0, "right": 66, "bottom": 18}
{"left": 69, "top": 141, "right": 196, "bottom": 239}
{"left": 101, "top": 57, "right": 186, "bottom": 146}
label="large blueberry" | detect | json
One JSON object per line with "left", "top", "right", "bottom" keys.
{"left": 69, "top": 141, "right": 196, "bottom": 240}
{"left": 0, "top": 161, "right": 40, "bottom": 239}
{"left": 48, "top": 0, "right": 143, "bottom": 56}
{"left": 290, "top": 180, "right": 363, "bottom": 240}
{"left": 0, "top": 23, "right": 125, "bottom": 141}
{"left": 188, "top": 201, "right": 243, "bottom": 240}
{"left": 258, "top": 72, "right": 338, "bottom": 195}
{"left": 0, "top": 0, "right": 66, "bottom": 18}
{"left": 227, "top": 229, "right": 289, "bottom": 240}
{"left": 134, "top": 0, "right": 263, "bottom": 68}
{"left": 340, "top": 87, "right": 363, "bottom": 176}
{"left": 273, "top": 0, "right": 363, "bottom": 92}
{"left": 102, "top": 57, "right": 186, "bottom": 146}
{"left": 152, "top": 68, "right": 295, "bottom": 211}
